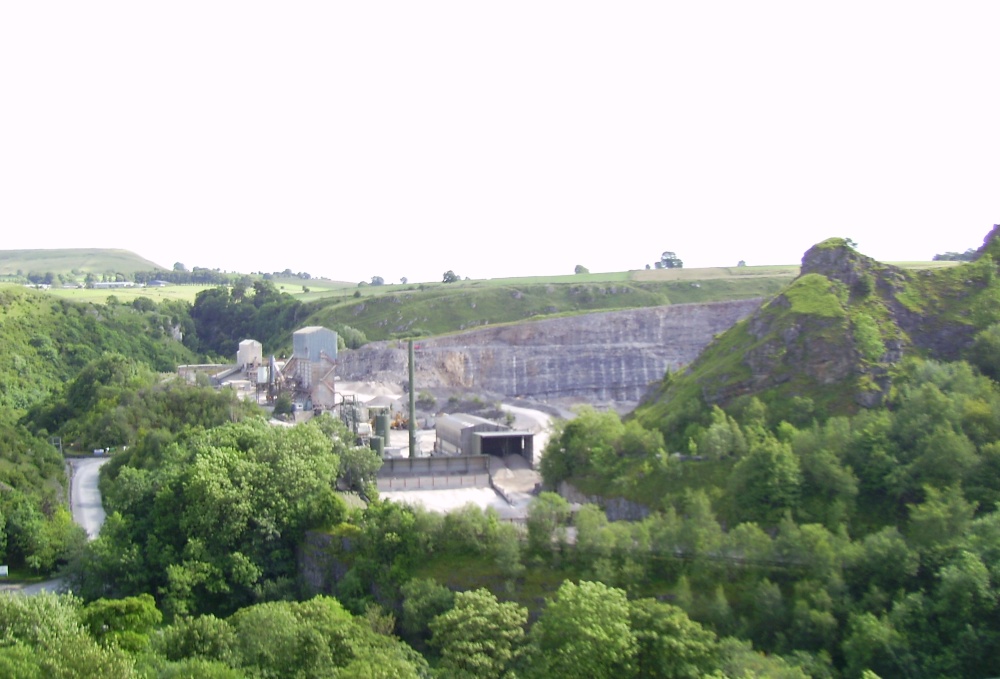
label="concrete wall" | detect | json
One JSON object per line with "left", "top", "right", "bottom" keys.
{"left": 376, "top": 473, "right": 492, "bottom": 491}
{"left": 376, "top": 454, "right": 493, "bottom": 492}
{"left": 379, "top": 455, "right": 491, "bottom": 477}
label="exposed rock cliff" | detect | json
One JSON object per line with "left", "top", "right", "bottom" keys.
{"left": 335, "top": 299, "right": 763, "bottom": 405}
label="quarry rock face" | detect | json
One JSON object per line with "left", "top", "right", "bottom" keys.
{"left": 335, "top": 299, "right": 763, "bottom": 405}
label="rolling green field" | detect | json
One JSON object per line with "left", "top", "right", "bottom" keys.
{"left": 43, "top": 284, "right": 216, "bottom": 304}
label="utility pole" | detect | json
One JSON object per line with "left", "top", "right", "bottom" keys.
{"left": 408, "top": 339, "right": 416, "bottom": 458}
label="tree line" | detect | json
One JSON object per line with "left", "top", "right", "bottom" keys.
{"left": 537, "top": 353, "right": 1000, "bottom": 676}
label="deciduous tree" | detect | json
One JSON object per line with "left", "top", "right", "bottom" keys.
{"left": 429, "top": 588, "right": 527, "bottom": 679}
{"left": 529, "top": 580, "right": 636, "bottom": 679}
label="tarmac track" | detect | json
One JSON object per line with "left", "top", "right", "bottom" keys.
{"left": 2, "top": 456, "right": 110, "bottom": 596}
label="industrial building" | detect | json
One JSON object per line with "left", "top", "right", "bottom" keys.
{"left": 183, "top": 327, "right": 341, "bottom": 411}
{"left": 237, "top": 339, "right": 263, "bottom": 370}
{"left": 434, "top": 413, "right": 534, "bottom": 465}
{"left": 280, "top": 326, "right": 339, "bottom": 409}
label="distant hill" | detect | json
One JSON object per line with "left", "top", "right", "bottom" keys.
{"left": 0, "top": 248, "right": 165, "bottom": 276}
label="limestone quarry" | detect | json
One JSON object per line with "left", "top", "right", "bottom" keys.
{"left": 335, "top": 298, "right": 763, "bottom": 409}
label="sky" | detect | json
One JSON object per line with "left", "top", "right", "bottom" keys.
{"left": 1, "top": 2, "right": 998, "bottom": 284}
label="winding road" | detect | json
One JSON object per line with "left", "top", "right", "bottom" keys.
{"left": 2, "top": 456, "right": 110, "bottom": 596}
{"left": 68, "top": 456, "right": 112, "bottom": 539}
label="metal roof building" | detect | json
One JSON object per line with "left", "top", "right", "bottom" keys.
{"left": 292, "top": 326, "right": 338, "bottom": 364}
{"left": 279, "top": 326, "right": 339, "bottom": 405}
{"left": 434, "top": 413, "right": 534, "bottom": 464}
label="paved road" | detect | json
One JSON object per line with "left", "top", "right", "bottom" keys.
{"left": 3, "top": 457, "right": 110, "bottom": 596}
{"left": 501, "top": 403, "right": 554, "bottom": 459}
{"left": 68, "top": 456, "right": 112, "bottom": 539}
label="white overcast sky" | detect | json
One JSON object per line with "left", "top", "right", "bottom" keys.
{"left": 1, "top": 2, "right": 997, "bottom": 283}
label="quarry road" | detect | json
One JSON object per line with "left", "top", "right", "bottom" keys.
{"left": 501, "top": 403, "right": 554, "bottom": 458}
{"left": 69, "top": 456, "right": 112, "bottom": 539}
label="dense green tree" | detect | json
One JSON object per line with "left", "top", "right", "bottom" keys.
{"left": 429, "top": 588, "right": 527, "bottom": 678}
{"left": 789, "top": 419, "right": 858, "bottom": 528}
{"left": 700, "top": 584, "right": 738, "bottom": 637}
{"left": 842, "top": 612, "right": 914, "bottom": 679}
{"left": 541, "top": 408, "right": 663, "bottom": 487}
{"left": 745, "top": 578, "right": 787, "bottom": 649}
{"left": 575, "top": 502, "right": 613, "bottom": 564}
{"left": 715, "top": 638, "right": 810, "bottom": 678}
{"left": 727, "top": 435, "right": 801, "bottom": 526}
{"left": 146, "top": 657, "right": 245, "bottom": 678}
{"left": 152, "top": 613, "right": 238, "bottom": 665}
{"left": 723, "top": 521, "right": 774, "bottom": 568}
{"left": 629, "top": 598, "right": 720, "bottom": 679}
{"left": 529, "top": 580, "right": 636, "bottom": 679}
{"left": 968, "top": 322, "right": 1000, "bottom": 381}
{"left": 189, "top": 281, "right": 303, "bottom": 357}
{"left": 696, "top": 406, "right": 747, "bottom": 459}
{"left": 905, "top": 485, "right": 976, "bottom": 554}
{"left": 0, "top": 486, "right": 85, "bottom": 573}
{"left": 271, "top": 392, "right": 293, "bottom": 417}
{"left": 80, "top": 594, "right": 162, "bottom": 652}
{"left": 199, "top": 596, "right": 429, "bottom": 678}
{"left": 400, "top": 577, "right": 455, "bottom": 644}
{"left": 337, "top": 441, "right": 383, "bottom": 495}
{"left": 526, "top": 492, "right": 571, "bottom": 559}
{"left": 675, "top": 490, "right": 724, "bottom": 560}
{"left": 787, "top": 581, "right": 839, "bottom": 655}
{"left": 70, "top": 419, "right": 344, "bottom": 616}
{"left": 844, "top": 526, "right": 919, "bottom": 601}
{"left": 932, "top": 248, "right": 977, "bottom": 261}
{"left": 773, "top": 518, "right": 845, "bottom": 582}
{"left": 658, "top": 251, "right": 683, "bottom": 269}
{"left": 0, "top": 593, "right": 135, "bottom": 678}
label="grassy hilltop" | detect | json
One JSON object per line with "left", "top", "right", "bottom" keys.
{"left": 0, "top": 248, "right": 165, "bottom": 277}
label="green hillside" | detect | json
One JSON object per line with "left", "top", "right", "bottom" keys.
{"left": 0, "top": 248, "right": 165, "bottom": 277}
{"left": 0, "top": 284, "right": 199, "bottom": 577}
{"left": 301, "top": 270, "right": 796, "bottom": 342}
{"left": 531, "top": 229, "right": 1000, "bottom": 675}
{"left": 634, "top": 235, "right": 1000, "bottom": 440}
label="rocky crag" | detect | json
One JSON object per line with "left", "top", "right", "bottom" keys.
{"left": 637, "top": 227, "right": 1000, "bottom": 427}
{"left": 334, "top": 299, "right": 763, "bottom": 406}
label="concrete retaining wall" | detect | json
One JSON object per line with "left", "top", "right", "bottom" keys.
{"left": 378, "top": 455, "right": 491, "bottom": 477}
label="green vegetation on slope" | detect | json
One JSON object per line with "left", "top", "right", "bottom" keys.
{"left": 0, "top": 286, "right": 197, "bottom": 412}
{"left": 636, "top": 240, "right": 1000, "bottom": 441}
{"left": 0, "top": 286, "right": 200, "bottom": 575}
{"left": 537, "top": 355, "right": 1000, "bottom": 676}
{"left": 301, "top": 275, "right": 791, "bottom": 342}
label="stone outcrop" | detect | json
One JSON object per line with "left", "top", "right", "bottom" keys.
{"left": 645, "top": 230, "right": 1000, "bottom": 416}
{"left": 559, "top": 481, "right": 652, "bottom": 521}
{"left": 335, "top": 299, "right": 763, "bottom": 405}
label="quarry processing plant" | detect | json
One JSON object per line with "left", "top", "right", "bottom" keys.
{"left": 182, "top": 327, "right": 542, "bottom": 516}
